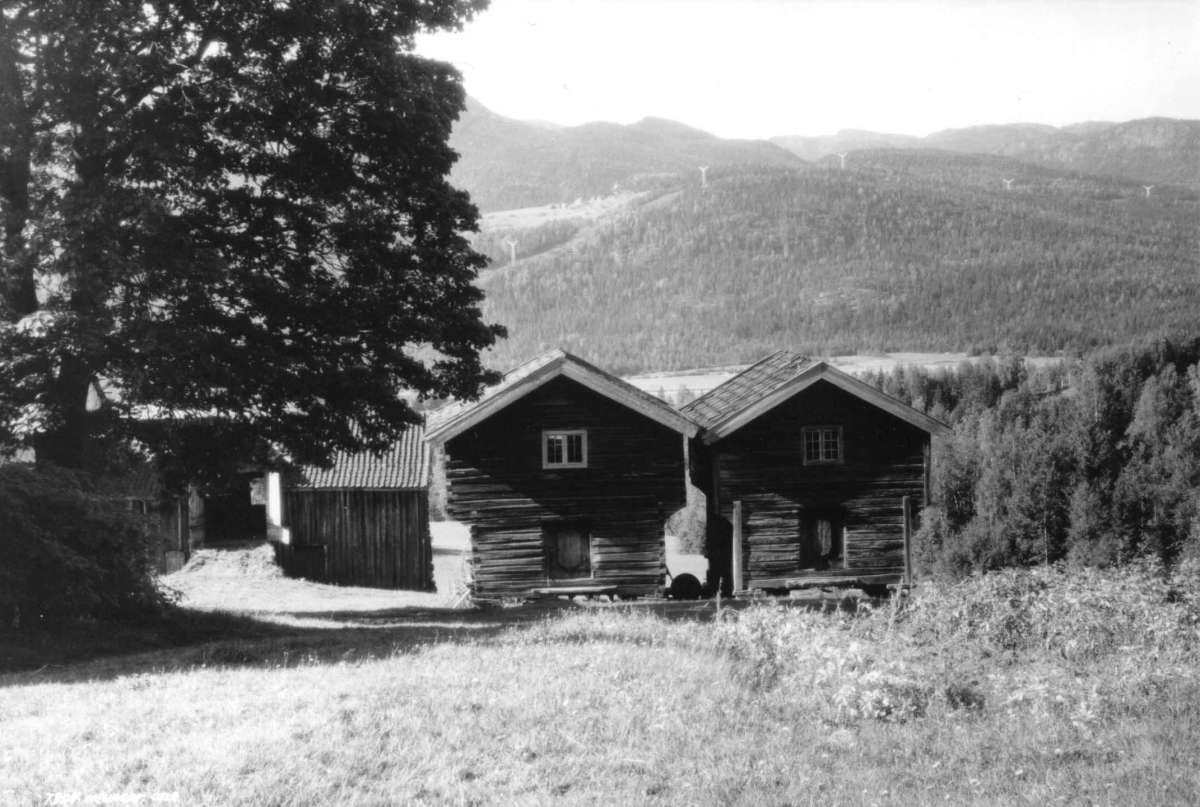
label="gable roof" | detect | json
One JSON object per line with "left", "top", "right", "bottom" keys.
{"left": 682, "top": 351, "right": 818, "bottom": 431}
{"left": 682, "top": 350, "right": 950, "bottom": 444}
{"left": 290, "top": 424, "right": 428, "bottom": 490}
{"left": 425, "top": 349, "right": 698, "bottom": 444}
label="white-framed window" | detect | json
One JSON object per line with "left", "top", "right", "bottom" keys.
{"left": 802, "top": 425, "right": 843, "bottom": 465}
{"left": 542, "top": 429, "right": 588, "bottom": 469}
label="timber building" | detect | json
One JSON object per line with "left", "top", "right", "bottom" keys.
{"left": 280, "top": 425, "right": 434, "bottom": 590}
{"left": 426, "top": 349, "right": 698, "bottom": 600}
{"left": 684, "top": 351, "right": 949, "bottom": 594}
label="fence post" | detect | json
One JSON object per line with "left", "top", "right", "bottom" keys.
{"left": 902, "top": 495, "right": 912, "bottom": 586}
{"left": 732, "top": 500, "right": 744, "bottom": 594}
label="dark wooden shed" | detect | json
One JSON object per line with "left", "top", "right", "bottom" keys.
{"left": 281, "top": 426, "right": 433, "bottom": 590}
{"left": 426, "top": 350, "right": 698, "bottom": 600}
{"left": 106, "top": 464, "right": 190, "bottom": 574}
{"left": 684, "top": 351, "right": 949, "bottom": 593}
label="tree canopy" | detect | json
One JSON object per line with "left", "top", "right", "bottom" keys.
{"left": 863, "top": 338, "right": 1200, "bottom": 574}
{"left": 0, "top": 0, "right": 502, "bottom": 483}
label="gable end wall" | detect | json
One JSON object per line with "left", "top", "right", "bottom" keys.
{"left": 443, "top": 376, "right": 686, "bottom": 597}
{"left": 712, "top": 380, "right": 928, "bottom": 585}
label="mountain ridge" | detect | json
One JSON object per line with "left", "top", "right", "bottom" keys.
{"left": 772, "top": 117, "right": 1200, "bottom": 188}
{"left": 450, "top": 97, "right": 804, "bottom": 212}
{"left": 448, "top": 99, "right": 1199, "bottom": 374}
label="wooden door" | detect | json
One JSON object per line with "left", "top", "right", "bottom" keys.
{"left": 799, "top": 509, "right": 843, "bottom": 570}
{"left": 545, "top": 524, "right": 592, "bottom": 580}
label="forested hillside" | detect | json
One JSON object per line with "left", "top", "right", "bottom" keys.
{"left": 449, "top": 97, "right": 803, "bottom": 212}
{"left": 772, "top": 118, "right": 1200, "bottom": 189}
{"left": 475, "top": 152, "right": 1199, "bottom": 374}
{"left": 860, "top": 338, "right": 1200, "bottom": 574}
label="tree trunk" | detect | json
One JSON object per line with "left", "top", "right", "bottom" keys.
{"left": 0, "top": 14, "right": 38, "bottom": 317}
{"left": 33, "top": 355, "right": 94, "bottom": 468}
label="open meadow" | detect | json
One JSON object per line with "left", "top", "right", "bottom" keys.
{"left": 2, "top": 561, "right": 1199, "bottom": 806}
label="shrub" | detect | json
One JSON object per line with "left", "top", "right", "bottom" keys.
{"left": 900, "top": 561, "right": 1200, "bottom": 661}
{"left": 714, "top": 605, "right": 931, "bottom": 724}
{"left": 0, "top": 463, "right": 167, "bottom": 632}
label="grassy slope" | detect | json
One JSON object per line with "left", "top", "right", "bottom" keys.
{"left": 2, "top": 565, "right": 1199, "bottom": 806}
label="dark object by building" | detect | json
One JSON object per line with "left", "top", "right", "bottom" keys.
{"left": 426, "top": 349, "right": 698, "bottom": 600}
{"left": 668, "top": 572, "right": 703, "bottom": 600}
{"left": 684, "top": 351, "right": 949, "bottom": 592}
{"left": 280, "top": 426, "right": 433, "bottom": 590}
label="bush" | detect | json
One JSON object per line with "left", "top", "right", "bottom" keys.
{"left": 0, "top": 463, "right": 167, "bottom": 632}
{"left": 714, "top": 605, "right": 931, "bottom": 723}
{"left": 900, "top": 561, "right": 1200, "bottom": 661}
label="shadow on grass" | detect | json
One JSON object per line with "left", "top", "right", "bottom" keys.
{"left": 0, "top": 600, "right": 585, "bottom": 686}
{"left": 0, "top": 591, "right": 877, "bottom": 687}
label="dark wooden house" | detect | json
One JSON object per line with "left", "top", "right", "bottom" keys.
{"left": 280, "top": 425, "right": 434, "bottom": 590}
{"left": 683, "top": 351, "right": 949, "bottom": 593}
{"left": 426, "top": 350, "right": 698, "bottom": 600}
{"left": 105, "top": 464, "right": 190, "bottom": 574}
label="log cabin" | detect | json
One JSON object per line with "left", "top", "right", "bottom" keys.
{"left": 425, "top": 349, "right": 699, "bottom": 600}
{"left": 683, "top": 351, "right": 949, "bottom": 594}
{"left": 280, "top": 425, "right": 434, "bottom": 590}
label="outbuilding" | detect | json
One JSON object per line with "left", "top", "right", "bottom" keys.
{"left": 280, "top": 425, "right": 434, "bottom": 590}
{"left": 426, "top": 349, "right": 698, "bottom": 600}
{"left": 683, "top": 351, "right": 949, "bottom": 594}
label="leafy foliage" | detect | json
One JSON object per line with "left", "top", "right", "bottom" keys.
{"left": 705, "top": 559, "right": 1200, "bottom": 733}
{"left": 0, "top": 462, "right": 166, "bottom": 632}
{"left": 869, "top": 338, "right": 1200, "bottom": 574}
{"left": 0, "top": 0, "right": 501, "bottom": 482}
{"left": 901, "top": 560, "right": 1200, "bottom": 662}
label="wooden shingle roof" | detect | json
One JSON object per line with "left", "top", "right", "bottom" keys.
{"left": 683, "top": 350, "right": 950, "bottom": 444}
{"left": 681, "top": 351, "right": 816, "bottom": 431}
{"left": 425, "top": 348, "right": 698, "bottom": 443}
{"left": 290, "top": 424, "right": 429, "bottom": 490}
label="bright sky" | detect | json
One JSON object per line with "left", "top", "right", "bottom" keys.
{"left": 416, "top": 0, "right": 1200, "bottom": 139}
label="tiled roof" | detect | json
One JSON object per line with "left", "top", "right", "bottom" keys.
{"left": 681, "top": 351, "right": 815, "bottom": 430}
{"left": 290, "top": 424, "right": 428, "bottom": 490}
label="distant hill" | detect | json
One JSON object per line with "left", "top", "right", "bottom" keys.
{"left": 474, "top": 152, "right": 1199, "bottom": 374}
{"left": 771, "top": 118, "right": 1200, "bottom": 189}
{"left": 449, "top": 97, "right": 804, "bottom": 212}
{"left": 770, "top": 130, "right": 921, "bottom": 164}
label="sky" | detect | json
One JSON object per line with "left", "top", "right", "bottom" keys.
{"left": 416, "top": 0, "right": 1200, "bottom": 139}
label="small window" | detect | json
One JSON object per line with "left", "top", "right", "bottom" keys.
{"left": 543, "top": 429, "right": 588, "bottom": 469}
{"left": 802, "top": 426, "right": 843, "bottom": 464}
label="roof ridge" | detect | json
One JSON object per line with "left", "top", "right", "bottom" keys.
{"left": 682, "top": 349, "right": 811, "bottom": 415}
{"left": 426, "top": 346, "right": 698, "bottom": 443}
{"left": 291, "top": 423, "right": 428, "bottom": 490}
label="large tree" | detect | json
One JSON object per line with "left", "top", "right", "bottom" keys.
{"left": 0, "top": 0, "right": 501, "bottom": 482}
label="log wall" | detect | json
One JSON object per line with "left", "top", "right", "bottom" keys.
{"left": 707, "top": 379, "right": 928, "bottom": 588}
{"left": 444, "top": 376, "right": 686, "bottom": 598}
{"left": 283, "top": 489, "right": 433, "bottom": 590}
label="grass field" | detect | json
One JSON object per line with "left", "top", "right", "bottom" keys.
{"left": 2, "top": 562, "right": 1199, "bottom": 806}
